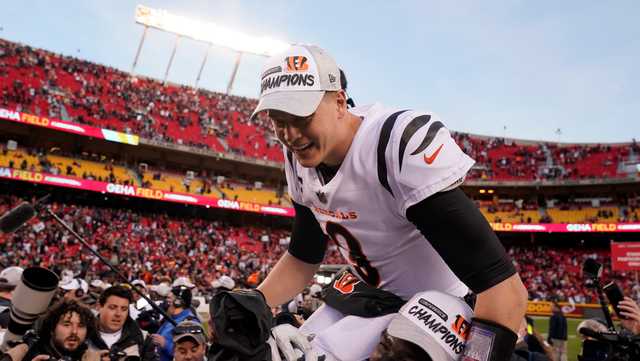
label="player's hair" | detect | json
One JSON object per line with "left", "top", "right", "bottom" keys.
{"left": 339, "top": 69, "right": 355, "bottom": 108}
{"left": 99, "top": 285, "right": 133, "bottom": 306}
{"left": 339, "top": 68, "right": 348, "bottom": 91}
{"left": 375, "top": 331, "right": 432, "bottom": 361}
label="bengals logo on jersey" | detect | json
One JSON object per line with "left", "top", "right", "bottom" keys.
{"left": 332, "top": 271, "right": 361, "bottom": 295}
{"left": 285, "top": 56, "right": 309, "bottom": 72}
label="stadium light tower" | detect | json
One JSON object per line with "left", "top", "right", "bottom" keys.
{"left": 132, "top": 4, "right": 290, "bottom": 93}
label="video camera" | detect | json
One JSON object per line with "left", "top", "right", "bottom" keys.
{"left": 578, "top": 259, "right": 640, "bottom": 361}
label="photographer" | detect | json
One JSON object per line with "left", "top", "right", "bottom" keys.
{"left": 88, "top": 286, "right": 158, "bottom": 361}
{"left": 151, "top": 287, "right": 198, "bottom": 361}
{"left": 21, "top": 299, "right": 96, "bottom": 361}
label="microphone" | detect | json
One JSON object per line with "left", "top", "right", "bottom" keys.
{"left": 0, "top": 202, "right": 36, "bottom": 233}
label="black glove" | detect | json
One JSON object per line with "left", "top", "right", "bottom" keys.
{"left": 208, "top": 289, "right": 273, "bottom": 361}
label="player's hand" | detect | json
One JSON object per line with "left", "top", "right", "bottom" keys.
{"left": 619, "top": 297, "right": 640, "bottom": 335}
{"left": 271, "top": 324, "right": 318, "bottom": 361}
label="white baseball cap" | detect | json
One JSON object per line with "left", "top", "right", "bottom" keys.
{"left": 251, "top": 44, "right": 341, "bottom": 120}
{"left": 90, "top": 279, "right": 105, "bottom": 289}
{"left": 151, "top": 282, "right": 171, "bottom": 297}
{"left": 172, "top": 277, "right": 195, "bottom": 289}
{"left": 211, "top": 275, "right": 235, "bottom": 291}
{"left": 309, "top": 284, "right": 322, "bottom": 297}
{"left": 59, "top": 278, "right": 80, "bottom": 291}
{"left": 131, "top": 279, "right": 147, "bottom": 289}
{"left": 0, "top": 266, "right": 23, "bottom": 290}
{"left": 387, "top": 290, "right": 473, "bottom": 361}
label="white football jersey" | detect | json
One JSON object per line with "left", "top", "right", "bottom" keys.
{"left": 285, "top": 103, "right": 475, "bottom": 300}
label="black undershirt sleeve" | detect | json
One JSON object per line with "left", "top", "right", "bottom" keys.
{"left": 406, "top": 188, "right": 517, "bottom": 293}
{"left": 287, "top": 201, "right": 329, "bottom": 264}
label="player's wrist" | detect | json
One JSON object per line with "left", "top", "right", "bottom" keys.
{"left": 463, "top": 318, "right": 517, "bottom": 361}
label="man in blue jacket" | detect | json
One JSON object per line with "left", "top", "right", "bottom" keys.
{"left": 151, "top": 286, "right": 199, "bottom": 361}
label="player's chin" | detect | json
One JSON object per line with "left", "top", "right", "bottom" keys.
{"left": 294, "top": 147, "right": 322, "bottom": 168}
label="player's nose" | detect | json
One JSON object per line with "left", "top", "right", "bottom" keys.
{"left": 283, "top": 124, "right": 302, "bottom": 143}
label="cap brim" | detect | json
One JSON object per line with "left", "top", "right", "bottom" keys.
{"left": 251, "top": 90, "right": 325, "bottom": 121}
{"left": 0, "top": 282, "right": 16, "bottom": 291}
{"left": 387, "top": 315, "right": 451, "bottom": 361}
{"left": 174, "top": 334, "right": 206, "bottom": 345}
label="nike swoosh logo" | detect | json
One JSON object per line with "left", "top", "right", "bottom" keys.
{"left": 423, "top": 144, "right": 444, "bottom": 164}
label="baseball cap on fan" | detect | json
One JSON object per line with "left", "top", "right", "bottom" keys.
{"left": 251, "top": 44, "right": 341, "bottom": 121}
{"left": 386, "top": 290, "right": 473, "bottom": 361}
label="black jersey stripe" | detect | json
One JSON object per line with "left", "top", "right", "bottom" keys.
{"left": 398, "top": 114, "right": 431, "bottom": 172}
{"left": 409, "top": 121, "right": 445, "bottom": 156}
{"left": 377, "top": 110, "right": 410, "bottom": 197}
{"left": 286, "top": 149, "right": 297, "bottom": 178}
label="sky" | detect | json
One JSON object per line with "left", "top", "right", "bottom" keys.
{"left": 1, "top": 1, "right": 638, "bottom": 143}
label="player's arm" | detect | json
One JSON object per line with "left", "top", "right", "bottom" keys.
{"left": 258, "top": 201, "right": 328, "bottom": 307}
{"left": 406, "top": 188, "right": 527, "bottom": 360}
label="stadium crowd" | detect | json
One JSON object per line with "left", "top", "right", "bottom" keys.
{"left": 1, "top": 38, "right": 638, "bottom": 183}
{"left": 0, "top": 194, "right": 340, "bottom": 296}
{"left": 0, "top": 194, "right": 637, "bottom": 306}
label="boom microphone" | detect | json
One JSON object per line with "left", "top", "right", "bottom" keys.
{"left": 0, "top": 202, "right": 36, "bottom": 233}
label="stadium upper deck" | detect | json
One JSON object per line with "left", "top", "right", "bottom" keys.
{"left": 1, "top": 37, "right": 638, "bottom": 184}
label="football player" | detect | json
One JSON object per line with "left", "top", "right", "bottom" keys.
{"left": 270, "top": 289, "right": 474, "bottom": 361}
{"left": 251, "top": 44, "right": 528, "bottom": 361}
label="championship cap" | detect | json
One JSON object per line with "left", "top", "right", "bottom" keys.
{"left": 251, "top": 44, "right": 341, "bottom": 120}
{"left": 387, "top": 290, "right": 473, "bottom": 361}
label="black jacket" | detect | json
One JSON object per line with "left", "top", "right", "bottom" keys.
{"left": 23, "top": 338, "right": 89, "bottom": 361}
{"left": 548, "top": 312, "right": 568, "bottom": 340}
{"left": 89, "top": 317, "right": 159, "bottom": 361}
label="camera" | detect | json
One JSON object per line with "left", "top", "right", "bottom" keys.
{"left": 108, "top": 350, "right": 140, "bottom": 361}
{"left": 578, "top": 259, "right": 640, "bottom": 361}
{"left": 1, "top": 267, "right": 59, "bottom": 352}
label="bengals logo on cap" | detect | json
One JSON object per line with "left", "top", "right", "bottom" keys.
{"left": 286, "top": 56, "right": 309, "bottom": 72}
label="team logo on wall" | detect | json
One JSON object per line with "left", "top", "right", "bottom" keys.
{"left": 286, "top": 56, "right": 309, "bottom": 72}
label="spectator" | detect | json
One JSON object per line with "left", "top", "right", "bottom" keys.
{"left": 548, "top": 302, "right": 568, "bottom": 361}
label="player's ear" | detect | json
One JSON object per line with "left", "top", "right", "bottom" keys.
{"left": 335, "top": 90, "right": 348, "bottom": 120}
